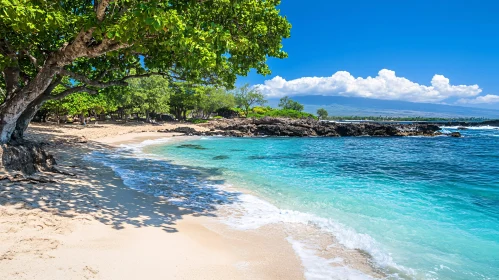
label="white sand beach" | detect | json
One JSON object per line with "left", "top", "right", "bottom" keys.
{"left": 0, "top": 122, "right": 305, "bottom": 280}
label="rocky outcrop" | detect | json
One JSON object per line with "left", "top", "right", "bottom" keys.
{"left": 161, "top": 118, "right": 443, "bottom": 137}
{"left": 0, "top": 142, "right": 57, "bottom": 174}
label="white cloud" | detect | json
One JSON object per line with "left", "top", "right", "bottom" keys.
{"left": 457, "top": 94, "right": 499, "bottom": 104}
{"left": 254, "top": 69, "right": 482, "bottom": 103}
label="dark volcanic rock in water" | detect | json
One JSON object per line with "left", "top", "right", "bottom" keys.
{"left": 457, "top": 127, "right": 468, "bottom": 130}
{"left": 212, "top": 155, "right": 229, "bottom": 160}
{"left": 201, "top": 117, "right": 442, "bottom": 137}
{"left": 173, "top": 127, "right": 197, "bottom": 134}
{"left": 450, "top": 132, "right": 462, "bottom": 138}
{"left": 176, "top": 144, "right": 207, "bottom": 150}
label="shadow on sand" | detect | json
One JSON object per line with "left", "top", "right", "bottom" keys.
{"left": 1, "top": 132, "right": 240, "bottom": 233}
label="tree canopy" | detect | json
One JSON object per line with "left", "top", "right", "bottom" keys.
{"left": 0, "top": 0, "right": 291, "bottom": 143}
{"left": 234, "top": 84, "right": 267, "bottom": 116}
{"left": 317, "top": 108, "right": 328, "bottom": 120}
{"left": 278, "top": 96, "right": 304, "bottom": 112}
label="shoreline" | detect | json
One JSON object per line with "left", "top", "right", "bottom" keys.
{"left": 99, "top": 131, "right": 386, "bottom": 279}
{"left": 1, "top": 123, "right": 306, "bottom": 279}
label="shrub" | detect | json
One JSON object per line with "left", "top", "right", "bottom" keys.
{"left": 188, "top": 118, "right": 208, "bottom": 124}
{"left": 247, "top": 109, "right": 317, "bottom": 119}
{"left": 252, "top": 106, "right": 271, "bottom": 114}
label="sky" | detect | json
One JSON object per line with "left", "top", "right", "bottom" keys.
{"left": 237, "top": 0, "right": 499, "bottom": 109}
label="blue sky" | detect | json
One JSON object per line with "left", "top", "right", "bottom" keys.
{"left": 238, "top": 0, "right": 499, "bottom": 109}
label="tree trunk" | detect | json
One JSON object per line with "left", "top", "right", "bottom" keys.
{"left": 79, "top": 113, "right": 86, "bottom": 125}
{"left": 0, "top": 65, "right": 59, "bottom": 143}
{"left": 10, "top": 103, "right": 41, "bottom": 144}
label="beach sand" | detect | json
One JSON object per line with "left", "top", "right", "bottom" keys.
{"left": 0, "top": 122, "right": 305, "bottom": 280}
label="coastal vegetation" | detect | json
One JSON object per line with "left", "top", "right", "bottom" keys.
{"left": 0, "top": 0, "right": 291, "bottom": 144}
{"left": 317, "top": 108, "right": 328, "bottom": 120}
{"left": 278, "top": 96, "right": 304, "bottom": 112}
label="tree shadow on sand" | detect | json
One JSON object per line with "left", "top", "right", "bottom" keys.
{"left": 0, "top": 139, "right": 241, "bottom": 233}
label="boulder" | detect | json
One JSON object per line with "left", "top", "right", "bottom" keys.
{"left": 173, "top": 127, "right": 197, "bottom": 134}
{"left": 0, "top": 142, "right": 57, "bottom": 174}
{"left": 450, "top": 132, "right": 462, "bottom": 137}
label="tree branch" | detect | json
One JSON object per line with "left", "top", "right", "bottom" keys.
{"left": 96, "top": 0, "right": 111, "bottom": 22}
{"left": 51, "top": 86, "right": 98, "bottom": 101}
{"left": 0, "top": 39, "right": 20, "bottom": 98}
{"left": 59, "top": 69, "right": 128, "bottom": 87}
{"left": 59, "top": 69, "right": 168, "bottom": 88}
{"left": 22, "top": 49, "right": 39, "bottom": 69}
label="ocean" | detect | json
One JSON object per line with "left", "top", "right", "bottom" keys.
{"left": 89, "top": 126, "right": 499, "bottom": 280}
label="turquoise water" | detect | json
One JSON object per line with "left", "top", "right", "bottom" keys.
{"left": 91, "top": 127, "right": 499, "bottom": 279}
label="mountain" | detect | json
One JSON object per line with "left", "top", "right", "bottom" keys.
{"left": 267, "top": 96, "right": 499, "bottom": 118}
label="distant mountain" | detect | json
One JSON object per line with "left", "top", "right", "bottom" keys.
{"left": 267, "top": 95, "right": 499, "bottom": 118}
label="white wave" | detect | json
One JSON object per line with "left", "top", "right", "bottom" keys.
{"left": 117, "top": 137, "right": 172, "bottom": 154}
{"left": 441, "top": 126, "right": 499, "bottom": 130}
{"left": 287, "top": 237, "right": 374, "bottom": 280}
{"left": 222, "top": 193, "right": 414, "bottom": 277}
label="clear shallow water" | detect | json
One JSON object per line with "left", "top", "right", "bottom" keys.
{"left": 90, "top": 127, "right": 499, "bottom": 280}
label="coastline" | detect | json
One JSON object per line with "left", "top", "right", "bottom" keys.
{"left": 1, "top": 123, "right": 306, "bottom": 279}
{"left": 96, "top": 128, "right": 385, "bottom": 279}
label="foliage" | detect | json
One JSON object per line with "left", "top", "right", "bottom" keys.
{"left": 0, "top": 0, "right": 291, "bottom": 86}
{"left": 168, "top": 83, "right": 198, "bottom": 120}
{"left": 234, "top": 84, "right": 267, "bottom": 116}
{"left": 278, "top": 96, "right": 304, "bottom": 112}
{"left": 215, "top": 107, "right": 243, "bottom": 118}
{"left": 0, "top": 0, "right": 291, "bottom": 142}
{"left": 128, "top": 76, "right": 170, "bottom": 116}
{"left": 252, "top": 106, "right": 273, "bottom": 115}
{"left": 188, "top": 118, "right": 208, "bottom": 124}
{"left": 192, "top": 87, "right": 235, "bottom": 118}
{"left": 317, "top": 108, "right": 328, "bottom": 119}
{"left": 248, "top": 108, "right": 317, "bottom": 119}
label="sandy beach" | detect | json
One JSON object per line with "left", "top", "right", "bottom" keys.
{"left": 0, "top": 122, "right": 305, "bottom": 280}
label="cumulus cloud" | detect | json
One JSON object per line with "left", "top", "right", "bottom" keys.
{"left": 254, "top": 69, "right": 482, "bottom": 103}
{"left": 457, "top": 94, "right": 499, "bottom": 104}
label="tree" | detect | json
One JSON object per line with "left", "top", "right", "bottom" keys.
{"left": 0, "top": 0, "right": 291, "bottom": 144}
{"left": 168, "top": 83, "right": 198, "bottom": 120}
{"left": 278, "top": 96, "right": 304, "bottom": 112}
{"left": 234, "top": 84, "right": 267, "bottom": 117}
{"left": 317, "top": 108, "right": 328, "bottom": 120}
{"left": 127, "top": 76, "right": 170, "bottom": 122}
{"left": 193, "top": 87, "right": 235, "bottom": 119}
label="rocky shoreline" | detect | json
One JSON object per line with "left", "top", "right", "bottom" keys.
{"left": 161, "top": 117, "right": 445, "bottom": 137}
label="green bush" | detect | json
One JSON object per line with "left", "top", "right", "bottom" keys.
{"left": 212, "top": 116, "right": 223, "bottom": 119}
{"left": 188, "top": 118, "right": 208, "bottom": 124}
{"left": 247, "top": 109, "right": 317, "bottom": 119}
{"left": 252, "top": 106, "right": 272, "bottom": 114}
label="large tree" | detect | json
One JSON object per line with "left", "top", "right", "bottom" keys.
{"left": 278, "top": 96, "right": 304, "bottom": 112}
{"left": 0, "top": 0, "right": 290, "bottom": 143}
{"left": 234, "top": 84, "right": 266, "bottom": 117}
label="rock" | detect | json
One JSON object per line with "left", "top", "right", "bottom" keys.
{"left": 450, "top": 132, "right": 462, "bottom": 137}
{"left": 212, "top": 155, "right": 229, "bottom": 160}
{"left": 76, "top": 136, "right": 87, "bottom": 143}
{"left": 205, "top": 118, "right": 442, "bottom": 138}
{"left": 0, "top": 142, "right": 57, "bottom": 174}
{"left": 457, "top": 127, "right": 468, "bottom": 130}
{"left": 173, "top": 127, "right": 197, "bottom": 134}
